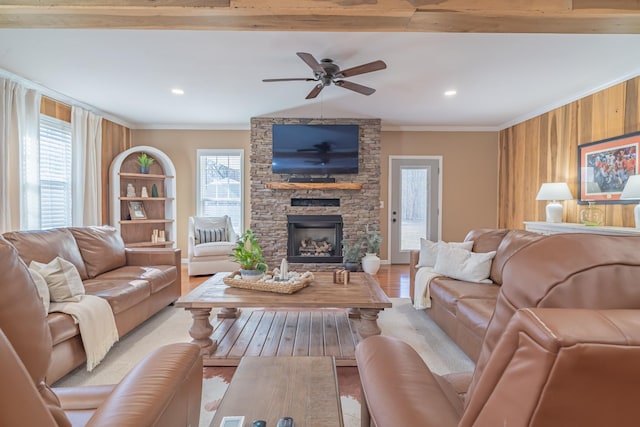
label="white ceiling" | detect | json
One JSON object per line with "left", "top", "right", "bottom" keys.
{"left": 1, "top": 29, "right": 640, "bottom": 131}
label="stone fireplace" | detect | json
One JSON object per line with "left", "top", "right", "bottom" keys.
{"left": 287, "top": 215, "right": 343, "bottom": 263}
{"left": 250, "top": 117, "right": 381, "bottom": 271}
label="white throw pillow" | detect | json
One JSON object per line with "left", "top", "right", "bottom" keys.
{"left": 30, "top": 257, "right": 85, "bottom": 302}
{"left": 28, "top": 268, "right": 50, "bottom": 314}
{"left": 433, "top": 245, "right": 496, "bottom": 283}
{"left": 416, "top": 239, "right": 474, "bottom": 268}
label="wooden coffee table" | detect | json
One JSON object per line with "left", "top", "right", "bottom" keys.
{"left": 210, "top": 356, "right": 343, "bottom": 427}
{"left": 175, "top": 271, "right": 392, "bottom": 366}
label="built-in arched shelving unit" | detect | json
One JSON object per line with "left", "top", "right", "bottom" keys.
{"left": 109, "top": 146, "right": 177, "bottom": 248}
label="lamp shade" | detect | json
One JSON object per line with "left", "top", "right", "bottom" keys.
{"left": 536, "top": 182, "right": 573, "bottom": 201}
{"left": 620, "top": 175, "right": 640, "bottom": 200}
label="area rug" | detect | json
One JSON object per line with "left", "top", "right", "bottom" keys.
{"left": 55, "top": 298, "right": 473, "bottom": 427}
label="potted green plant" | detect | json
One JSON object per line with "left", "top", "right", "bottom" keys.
{"left": 136, "top": 152, "right": 154, "bottom": 174}
{"left": 342, "top": 239, "right": 363, "bottom": 272}
{"left": 362, "top": 224, "right": 382, "bottom": 275}
{"left": 363, "top": 224, "right": 382, "bottom": 254}
{"left": 230, "top": 229, "right": 268, "bottom": 281}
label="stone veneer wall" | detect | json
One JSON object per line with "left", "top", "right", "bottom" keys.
{"left": 250, "top": 117, "right": 381, "bottom": 271}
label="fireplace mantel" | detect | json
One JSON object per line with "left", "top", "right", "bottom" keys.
{"left": 265, "top": 182, "right": 363, "bottom": 190}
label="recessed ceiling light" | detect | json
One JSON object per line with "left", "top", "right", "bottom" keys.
{"left": 444, "top": 90, "right": 457, "bottom": 97}
{"left": 171, "top": 88, "right": 184, "bottom": 95}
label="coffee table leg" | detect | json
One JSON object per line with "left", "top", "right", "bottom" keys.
{"left": 358, "top": 308, "right": 382, "bottom": 338}
{"left": 347, "top": 308, "right": 361, "bottom": 319}
{"left": 217, "top": 307, "right": 240, "bottom": 319}
{"left": 186, "top": 308, "right": 216, "bottom": 356}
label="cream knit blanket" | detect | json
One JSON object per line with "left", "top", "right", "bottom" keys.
{"left": 413, "top": 267, "right": 443, "bottom": 310}
{"left": 50, "top": 295, "right": 119, "bottom": 371}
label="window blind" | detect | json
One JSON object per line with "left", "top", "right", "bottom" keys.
{"left": 39, "top": 115, "right": 72, "bottom": 229}
{"left": 197, "top": 149, "right": 243, "bottom": 233}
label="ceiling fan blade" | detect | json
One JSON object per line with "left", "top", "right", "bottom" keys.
{"left": 297, "top": 52, "right": 324, "bottom": 75}
{"left": 306, "top": 83, "right": 324, "bottom": 99}
{"left": 335, "top": 80, "right": 376, "bottom": 96}
{"left": 337, "top": 60, "right": 387, "bottom": 78}
{"left": 263, "top": 78, "right": 316, "bottom": 82}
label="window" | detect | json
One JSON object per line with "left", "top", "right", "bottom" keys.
{"left": 197, "top": 149, "right": 243, "bottom": 233}
{"left": 400, "top": 167, "right": 428, "bottom": 251}
{"left": 32, "top": 115, "right": 72, "bottom": 229}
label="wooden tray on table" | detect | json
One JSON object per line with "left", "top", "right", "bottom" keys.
{"left": 223, "top": 271, "right": 314, "bottom": 294}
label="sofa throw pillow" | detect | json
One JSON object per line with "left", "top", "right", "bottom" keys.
{"left": 28, "top": 268, "right": 50, "bottom": 314}
{"left": 193, "top": 216, "right": 230, "bottom": 244}
{"left": 29, "top": 257, "right": 85, "bottom": 302}
{"left": 416, "top": 239, "right": 474, "bottom": 268}
{"left": 196, "top": 227, "right": 227, "bottom": 244}
{"left": 433, "top": 245, "right": 497, "bottom": 283}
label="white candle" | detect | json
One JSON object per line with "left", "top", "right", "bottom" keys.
{"left": 280, "top": 259, "right": 288, "bottom": 281}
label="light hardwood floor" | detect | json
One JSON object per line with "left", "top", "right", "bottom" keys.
{"left": 180, "top": 264, "right": 410, "bottom": 299}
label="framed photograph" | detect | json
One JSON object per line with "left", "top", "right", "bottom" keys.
{"left": 128, "top": 201, "right": 147, "bottom": 220}
{"left": 577, "top": 131, "right": 639, "bottom": 204}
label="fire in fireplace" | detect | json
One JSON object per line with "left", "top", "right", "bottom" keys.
{"left": 287, "top": 215, "right": 343, "bottom": 263}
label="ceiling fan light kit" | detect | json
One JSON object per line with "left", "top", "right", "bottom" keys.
{"left": 263, "top": 52, "right": 387, "bottom": 99}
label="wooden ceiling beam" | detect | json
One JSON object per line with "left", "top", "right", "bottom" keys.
{"left": 0, "top": 0, "right": 638, "bottom": 32}
{"left": 409, "top": 10, "right": 640, "bottom": 33}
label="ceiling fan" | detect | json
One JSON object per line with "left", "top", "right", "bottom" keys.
{"left": 263, "top": 52, "right": 387, "bottom": 99}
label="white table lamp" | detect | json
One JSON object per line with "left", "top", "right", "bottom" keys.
{"left": 536, "top": 182, "right": 573, "bottom": 223}
{"left": 620, "top": 175, "right": 640, "bottom": 228}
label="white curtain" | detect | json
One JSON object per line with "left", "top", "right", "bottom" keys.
{"left": 0, "top": 78, "right": 41, "bottom": 233}
{"left": 71, "top": 106, "right": 102, "bottom": 226}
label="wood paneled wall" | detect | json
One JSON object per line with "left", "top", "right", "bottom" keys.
{"left": 41, "top": 96, "right": 71, "bottom": 122}
{"left": 498, "top": 76, "right": 640, "bottom": 229}
{"left": 40, "top": 96, "right": 131, "bottom": 225}
{"left": 101, "top": 120, "right": 131, "bottom": 224}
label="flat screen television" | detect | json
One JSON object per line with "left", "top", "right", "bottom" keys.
{"left": 272, "top": 124, "right": 359, "bottom": 175}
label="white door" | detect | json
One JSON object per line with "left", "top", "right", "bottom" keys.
{"left": 389, "top": 157, "right": 441, "bottom": 264}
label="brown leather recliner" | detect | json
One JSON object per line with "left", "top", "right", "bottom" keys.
{"left": 0, "top": 235, "right": 203, "bottom": 427}
{"left": 356, "top": 233, "right": 640, "bottom": 427}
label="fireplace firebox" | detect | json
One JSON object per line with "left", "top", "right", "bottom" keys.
{"left": 287, "top": 215, "right": 343, "bottom": 263}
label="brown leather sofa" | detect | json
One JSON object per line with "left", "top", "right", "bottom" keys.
{"left": 2, "top": 226, "right": 181, "bottom": 383}
{"left": 357, "top": 233, "right": 640, "bottom": 426}
{"left": 409, "top": 228, "right": 543, "bottom": 360}
{"left": 0, "top": 234, "right": 202, "bottom": 427}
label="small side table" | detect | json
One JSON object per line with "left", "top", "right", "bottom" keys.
{"left": 523, "top": 221, "right": 640, "bottom": 236}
